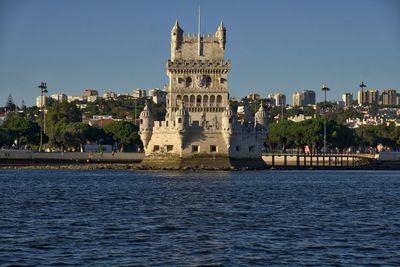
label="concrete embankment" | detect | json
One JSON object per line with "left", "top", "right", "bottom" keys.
{"left": 0, "top": 151, "right": 144, "bottom": 168}
{"left": 1, "top": 151, "right": 399, "bottom": 170}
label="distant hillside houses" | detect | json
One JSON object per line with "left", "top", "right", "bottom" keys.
{"left": 85, "top": 115, "right": 123, "bottom": 128}
{"left": 345, "top": 116, "right": 400, "bottom": 128}
{"left": 35, "top": 87, "right": 168, "bottom": 108}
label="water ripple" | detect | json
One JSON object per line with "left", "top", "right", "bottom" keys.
{"left": 0, "top": 170, "right": 400, "bottom": 266}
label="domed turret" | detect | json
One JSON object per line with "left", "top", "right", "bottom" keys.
{"left": 175, "top": 102, "right": 189, "bottom": 131}
{"left": 171, "top": 20, "right": 183, "bottom": 60}
{"left": 222, "top": 103, "right": 234, "bottom": 148}
{"left": 216, "top": 21, "right": 226, "bottom": 50}
{"left": 255, "top": 104, "right": 268, "bottom": 133}
{"left": 174, "top": 102, "right": 189, "bottom": 153}
{"left": 222, "top": 103, "right": 234, "bottom": 131}
{"left": 139, "top": 102, "right": 154, "bottom": 149}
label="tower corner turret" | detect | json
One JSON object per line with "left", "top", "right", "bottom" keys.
{"left": 254, "top": 104, "right": 268, "bottom": 134}
{"left": 216, "top": 21, "right": 226, "bottom": 50}
{"left": 139, "top": 102, "right": 154, "bottom": 149}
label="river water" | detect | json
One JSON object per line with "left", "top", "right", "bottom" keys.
{"left": 0, "top": 170, "right": 399, "bottom": 266}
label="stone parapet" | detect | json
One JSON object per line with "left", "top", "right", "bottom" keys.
{"left": 167, "top": 59, "right": 231, "bottom": 74}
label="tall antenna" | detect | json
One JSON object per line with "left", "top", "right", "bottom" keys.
{"left": 198, "top": 5, "right": 201, "bottom": 56}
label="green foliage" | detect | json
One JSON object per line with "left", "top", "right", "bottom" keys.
{"left": 285, "top": 108, "right": 302, "bottom": 118}
{"left": 5, "top": 94, "right": 15, "bottom": 110}
{"left": 267, "top": 118, "right": 355, "bottom": 152}
{"left": 46, "top": 121, "right": 109, "bottom": 151}
{"left": 2, "top": 113, "right": 40, "bottom": 148}
{"left": 46, "top": 102, "right": 82, "bottom": 148}
{"left": 46, "top": 101, "right": 82, "bottom": 125}
{"left": 355, "top": 124, "right": 400, "bottom": 148}
{"left": 0, "top": 127, "right": 13, "bottom": 147}
{"left": 104, "top": 121, "right": 141, "bottom": 152}
{"left": 84, "top": 96, "right": 146, "bottom": 120}
{"left": 330, "top": 107, "right": 363, "bottom": 124}
{"left": 63, "top": 122, "right": 90, "bottom": 151}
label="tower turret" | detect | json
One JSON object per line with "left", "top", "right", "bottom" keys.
{"left": 222, "top": 103, "right": 234, "bottom": 148}
{"left": 175, "top": 102, "right": 189, "bottom": 132}
{"left": 171, "top": 20, "right": 183, "bottom": 60}
{"left": 254, "top": 104, "right": 268, "bottom": 133}
{"left": 174, "top": 102, "right": 189, "bottom": 153}
{"left": 216, "top": 21, "right": 226, "bottom": 50}
{"left": 139, "top": 102, "right": 154, "bottom": 149}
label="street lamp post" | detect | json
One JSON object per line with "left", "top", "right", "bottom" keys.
{"left": 38, "top": 82, "right": 48, "bottom": 152}
{"left": 321, "top": 83, "right": 330, "bottom": 154}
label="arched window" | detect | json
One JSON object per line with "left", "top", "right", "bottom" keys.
{"left": 186, "top": 77, "right": 192, "bottom": 87}
{"left": 196, "top": 95, "right": 202, "bottom": 107}
{"left": 203, "top": 95, "right": 209, "bottom": 106}
{"left": 176, "top": 95, "right": 182, "bottom": 106}
{"left": 216, "top": 95, "right": 222, "bottom": 107}
{"left": 190, "top": 95, "right": 195, "bottom": 107}
{"left": 210, "top": 95, "right": 216, "bottom": 107}
{"left": 183, "top": 95, "right": 188, "bottom": 105}
{"left": 203, "top": 75, "right": 212, "bottom": 87}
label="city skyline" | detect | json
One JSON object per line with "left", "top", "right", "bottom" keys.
{"left": 0, "top": 0, "right": 399, "bottom": 106}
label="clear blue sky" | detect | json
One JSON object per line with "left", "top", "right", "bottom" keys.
{"left": 0, "top": 0, "right": 399, "bottom": 106}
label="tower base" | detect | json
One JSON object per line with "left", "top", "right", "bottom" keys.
{"left": 139, "top": 154, "right": 268, "bottom": 170}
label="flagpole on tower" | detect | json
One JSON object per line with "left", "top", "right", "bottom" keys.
{"left": 198, "top": 5, "right": 201, "bottom": 56}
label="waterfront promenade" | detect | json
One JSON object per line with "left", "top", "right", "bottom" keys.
{"left": 0, "top": 150, "right": 395, "bottom": 170}
{"left": 262, "top": 153, "right": 378, "bottom": 169}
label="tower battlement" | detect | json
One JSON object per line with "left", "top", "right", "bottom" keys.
{"left": 171, "top": 21, "right": 226, "bottom": 61}
{"left": 182, "top": 33, "right": 219, "bottom": 42}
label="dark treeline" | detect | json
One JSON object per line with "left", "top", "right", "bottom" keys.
{"left": 1, "top": 100, "right": 142, "bottom": 152}
{"left": 267, "top": 119, "right": 400, "bottom": 153}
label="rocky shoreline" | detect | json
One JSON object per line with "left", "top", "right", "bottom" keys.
{"left": 0, "top": 163, "right": 263, "bottom": 171}
{"left": 0, "top": 161, "right": 397, "bottom": 171}
{"left": 0, "top": 163, "right": 138, "bottom": 170}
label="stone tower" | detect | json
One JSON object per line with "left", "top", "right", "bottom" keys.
{"left": 139, "top": 20, "right": 268, "bottom": 169}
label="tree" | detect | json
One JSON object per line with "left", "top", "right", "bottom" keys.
{"left": 354, "top": 124, "right": 400, "bottom": 150}
{"left": 267, "top": 118, "right": 356, "bottom": 152}
{"left": 5, "top": 94, "right": 15, "bottom": 111}
{"left": 0, "top": 128, "right": 13, "bottom": 148}
{"left": 104, "top": 121, "right": 141, "bottom": 152}
{"left": 46, "top": 102, "right": 82, "bottom": 148}
{"left": 63, "top": 122, "right": 91, "bottom": 151}
{"left": 3, "top": 113, "right": 39, "bottom": 149}
{"left": 326, "top": 119, "right": 355, "bottom": 150}
{"left": 267, "top": 120, "right": 296, "bottom": 151}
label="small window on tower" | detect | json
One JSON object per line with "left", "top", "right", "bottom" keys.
{"left": 153, "top": 145, "right": 160, "bottom": 152}
{"left": 186, "top": 77, "right": 192, "bottom": 87}
{"left": 140, "top": 119, "right": 143, "bottom": 124}
{"left": 249, "top": 146, "right": 255, "bottom": 152}
{"left": 236, "top": 146, "right": 241, "bottom": 152}
{"left": 203, "top": 75, "right": 212, "bottom": 87}
{"left": 210, "top": 145, "right": 217, "bottom": 153}
{"left": 192, "top": 145, "right": 199, "bottom": 153}
{"left": 229, "top": 118, "right": 232, "bottom": 123}
{"left": 166, "top": 145, "right": 173, "bottom": 152}
{"left": 178, "top": 118, "right": 182, "bottom": 123}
